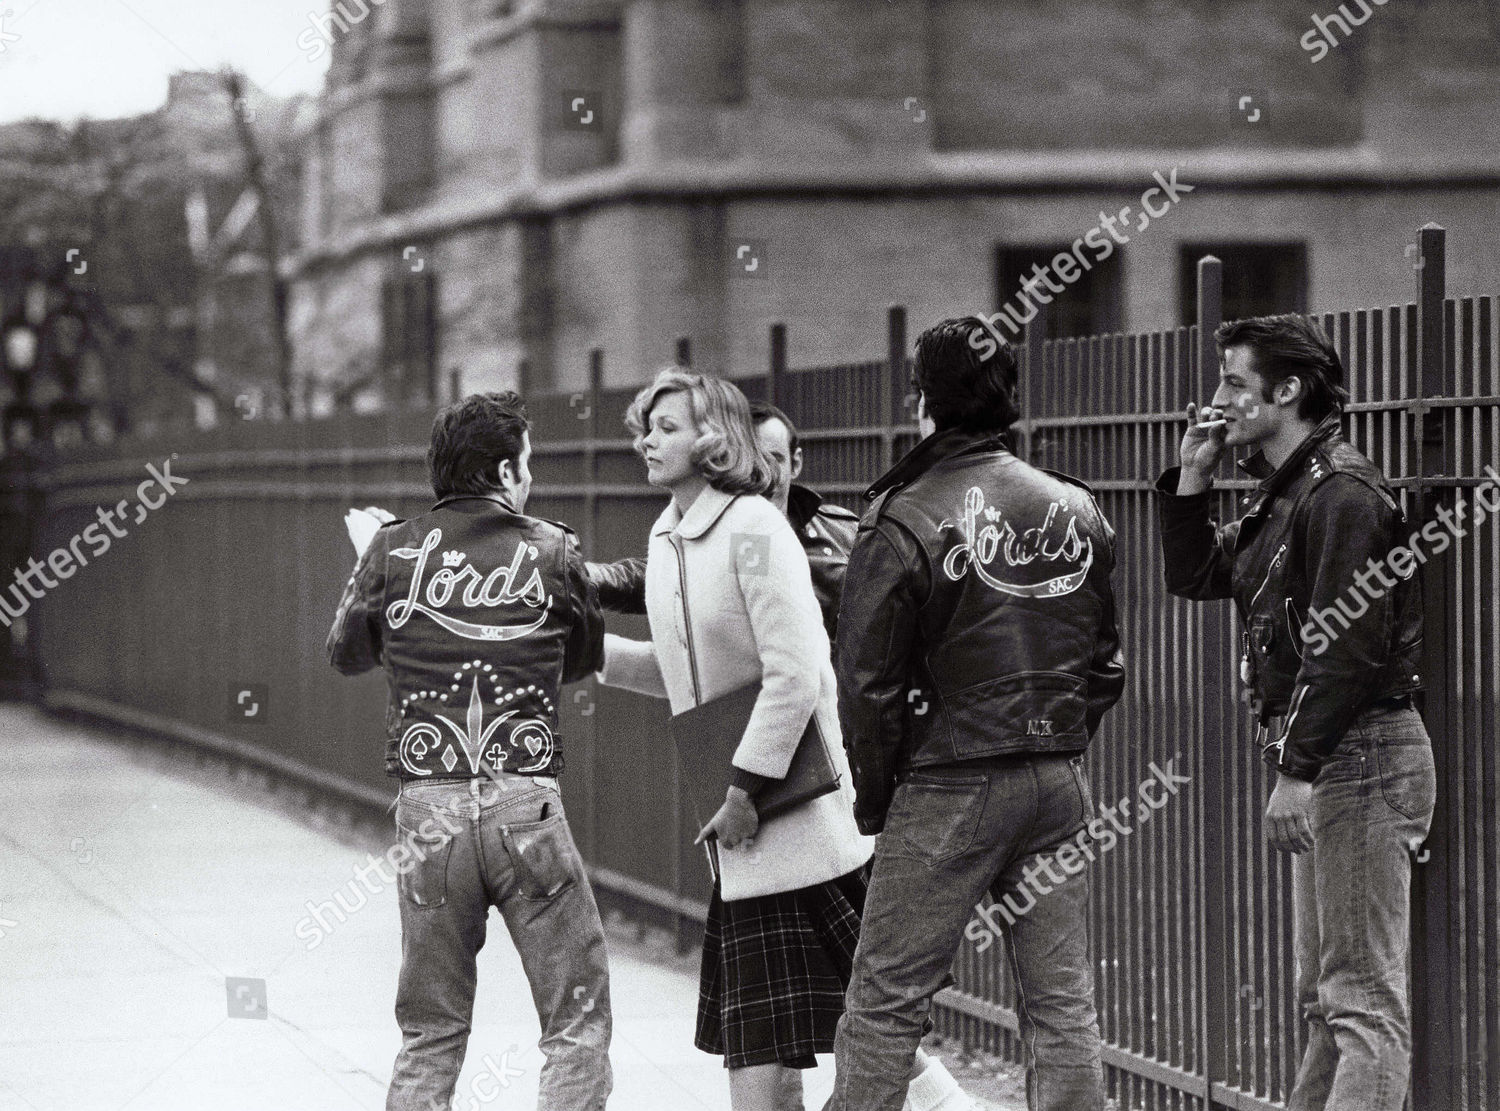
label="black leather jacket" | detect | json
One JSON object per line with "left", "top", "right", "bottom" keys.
{"left": 586, "top": 483, "right": 859, "bottom": 643}
{"left": 1155, "top": 416, "right": 1424, "bottom": 782}
{"left": 326, "top": 494, "right": 603, "bottom": 780}
{"left": 836, "top": 429, "right": 1126, "bottom": 834}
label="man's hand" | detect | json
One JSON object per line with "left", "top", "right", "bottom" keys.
{"left": 345, "top": 506, "right": 397, "bottom": 559}
{"left": 1177, "top": 404, "right": 1229, "bottom": 495}
{"left": 695, "top": 786, "right": 759, "bottom": 850}
{"left": 1265, "top": 775, "right": 1315, "bottom": 854}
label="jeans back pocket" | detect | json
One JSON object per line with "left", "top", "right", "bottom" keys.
{"left": 396, "top": 818, "right": 456, "bottom": 908}
{"left": 889, "top": 773, "right": 988, "bottom": 867}
{"left": 1376, "top": 740, "right": 1436, "bottom": 823}
{"left": 502, "top": 809, "right": 581, "bottom": 900}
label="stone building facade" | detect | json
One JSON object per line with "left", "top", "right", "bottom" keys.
{"left": 288, "top": 0, "right": 1500, "bottom": 404}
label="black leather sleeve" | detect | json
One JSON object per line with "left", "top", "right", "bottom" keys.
{"left": 326, "top": 532, "right": 387, "bottom": 675}
{"left": 1086, "top": 509, "right": 1126, "bottom": 736}
{"left": 585, "top": 557, "right": 648, "bottom": 615}
{"left": 563, "top": 535, "right": 606, "bottom": 682}
{"left": 835, "top": 519, "right": 925, "bottom": 835}
{"left": 1155, "top": 467, "right": 1236, "bottom": 600}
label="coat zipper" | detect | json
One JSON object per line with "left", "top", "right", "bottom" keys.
{"left": 667, "top": 533, "right": 702, "bottom": 707}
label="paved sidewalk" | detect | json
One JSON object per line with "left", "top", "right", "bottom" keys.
{"left": 0, "top": 705, "right": 1019, "bottom": 1111}
{"left": 0, "top": 704, "right": 825, "bottom": 1110}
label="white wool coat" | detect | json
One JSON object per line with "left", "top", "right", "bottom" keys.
{"left": 597, "top": 485, "right": 874, "bottom": 900}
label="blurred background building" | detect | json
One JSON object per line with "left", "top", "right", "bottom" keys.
{"left": 0, "top": 70, "right": 311, "bottom": 445}
{"left": 290, "top": 0, "right": 1500, "bottom": 404}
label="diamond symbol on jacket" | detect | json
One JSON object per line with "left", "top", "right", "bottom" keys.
{"left": 431, "top": 676, "right": 518, "bottom": 775}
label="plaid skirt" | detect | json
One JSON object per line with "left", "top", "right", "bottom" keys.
{"left": 695, "top": 866, "right": 868, "bottom": 1069}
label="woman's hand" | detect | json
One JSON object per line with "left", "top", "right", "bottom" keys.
{"left": 694, "top": 786, "right": 759, "bottom": 850}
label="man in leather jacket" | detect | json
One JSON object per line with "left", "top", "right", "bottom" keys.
{"left": 586, "top": 400, "right": 858, "bottom": 643}
{"left": 326, "top": 392, "right": 612, "bottom": 1111}
{"left": 828, "top": 319, "right": 1124, "bottom": 1111}
{"left": 1155, "top": 315, "right": 1435, "bottom": 1111}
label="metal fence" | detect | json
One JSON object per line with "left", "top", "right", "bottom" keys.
{"left": 2, "top": 225, "right": 1493, "bottom": 1110}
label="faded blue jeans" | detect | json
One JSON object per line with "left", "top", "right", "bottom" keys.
{"left": 387, "top": 775, "right": 612, "bottom": 1111}
{"left": 1288, "top": 704, "right": 1436, "bottom": 1111}
{"left": 830, "top": 753, "right": 1105, "bottom": 1111}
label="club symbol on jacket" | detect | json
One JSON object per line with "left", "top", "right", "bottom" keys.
{"left": 400, "top": 674, "right": 556, "bottom": 776}
{"left": 941, "top": 486, "right": 1093, "bottom": 598}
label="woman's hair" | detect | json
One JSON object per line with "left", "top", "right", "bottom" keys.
{"left": 624, "top": 368, "right": 776, "bottom": 496}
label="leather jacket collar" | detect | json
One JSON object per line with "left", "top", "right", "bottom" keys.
{"left": 1236, "top": 414, "right": 1342, "bottom": 497}
{"left": 865, "top": 427, "right": 1013, "bottom": 502}
{"left": 785, "top": 483, "right": 825, "bottom": 533}
{"left": 431, "top": 491, "right": 521, "bottom": 515}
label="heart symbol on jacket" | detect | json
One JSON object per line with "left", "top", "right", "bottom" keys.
{"left": 525, "top": 736, "right": 543, "bottom": 756}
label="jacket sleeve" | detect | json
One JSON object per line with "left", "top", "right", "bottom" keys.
{"left": 326, "top": 533, "right": 387, "bottom": 675}
{"left": 561, "top": 532, "right": 606, "bottom": 682}
{"left": 1267, "top": 475, "right": 1400, "bottom": 782}
{"left": 1154, "top": 467, "right": 1237, "bottom": 600}
{"left": 834, "top": 518, "right": 924, "bottom": 836}
{"left": 1086, "top": 509, "right": 1126, "bottom": 735}
{"left": 585, "top": 557, "right": 648, "bottom": 615}
{"left": 730, "top": 512, "right": 828, "bottom": 781}
{"left": 597, "top": 632, "right": 669, "bottom": 699}
{"left": 811, "top": 511, "right": 858, "bottom": 644}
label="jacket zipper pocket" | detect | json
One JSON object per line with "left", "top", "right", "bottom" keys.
{"left": 1248, "top": 543, "right": 1287, "bottom": 613}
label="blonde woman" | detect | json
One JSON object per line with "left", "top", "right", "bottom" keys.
{"left": 596, "top": 368, "right": 874, "bottom": 1111}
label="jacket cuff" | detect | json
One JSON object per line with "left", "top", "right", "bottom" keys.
{"left": 1263, "top": 745, "right": 1320, "bottom": 783}
{"left": 1154, "top": 466, "right": 1213, "bottom": 503}
{"left": 855, "top": 812, "right": 886, "bottom": 836}
{"left": 729, "top": 767, "right": 772, "bottom": 797}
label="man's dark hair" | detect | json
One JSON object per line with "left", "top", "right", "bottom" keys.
{"left": 749, "top": 400, "right": 799, "bottom": 457}
{"left": 912, "top": 317, "right": 1021, "bottom": 434}
{"left": 427, "top": 391, "right": 531, "bottom": 499}
{"left": 1215, "top": 314, "right": 1349, "bottom": 421}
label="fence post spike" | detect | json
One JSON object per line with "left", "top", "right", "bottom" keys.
{"left": 886, "top": 306, "right": 907, "bottom": 472}
{"left": 1410, "top": 221, "right": 1455, "bottom": 1111}
{"left": 768, "top": 323, "right": 786, "bottom": 409}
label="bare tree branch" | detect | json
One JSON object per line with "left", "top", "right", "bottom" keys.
{"left": 221, "top": 69, "right": 293, "bottom": 420}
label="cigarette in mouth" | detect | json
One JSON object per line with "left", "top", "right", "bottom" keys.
{"left": 1195, "top": 419, "right": 1228, "bottom": 429}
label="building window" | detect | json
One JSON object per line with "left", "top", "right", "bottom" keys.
{"left": 994, "top": 243, "right": 1124, "bottom": 341}
{"left": 1178, "top": 242, "right": 1308, "bottom": 325}
{"left": 381, "top": 271, "right": 438, "bottom": 405}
